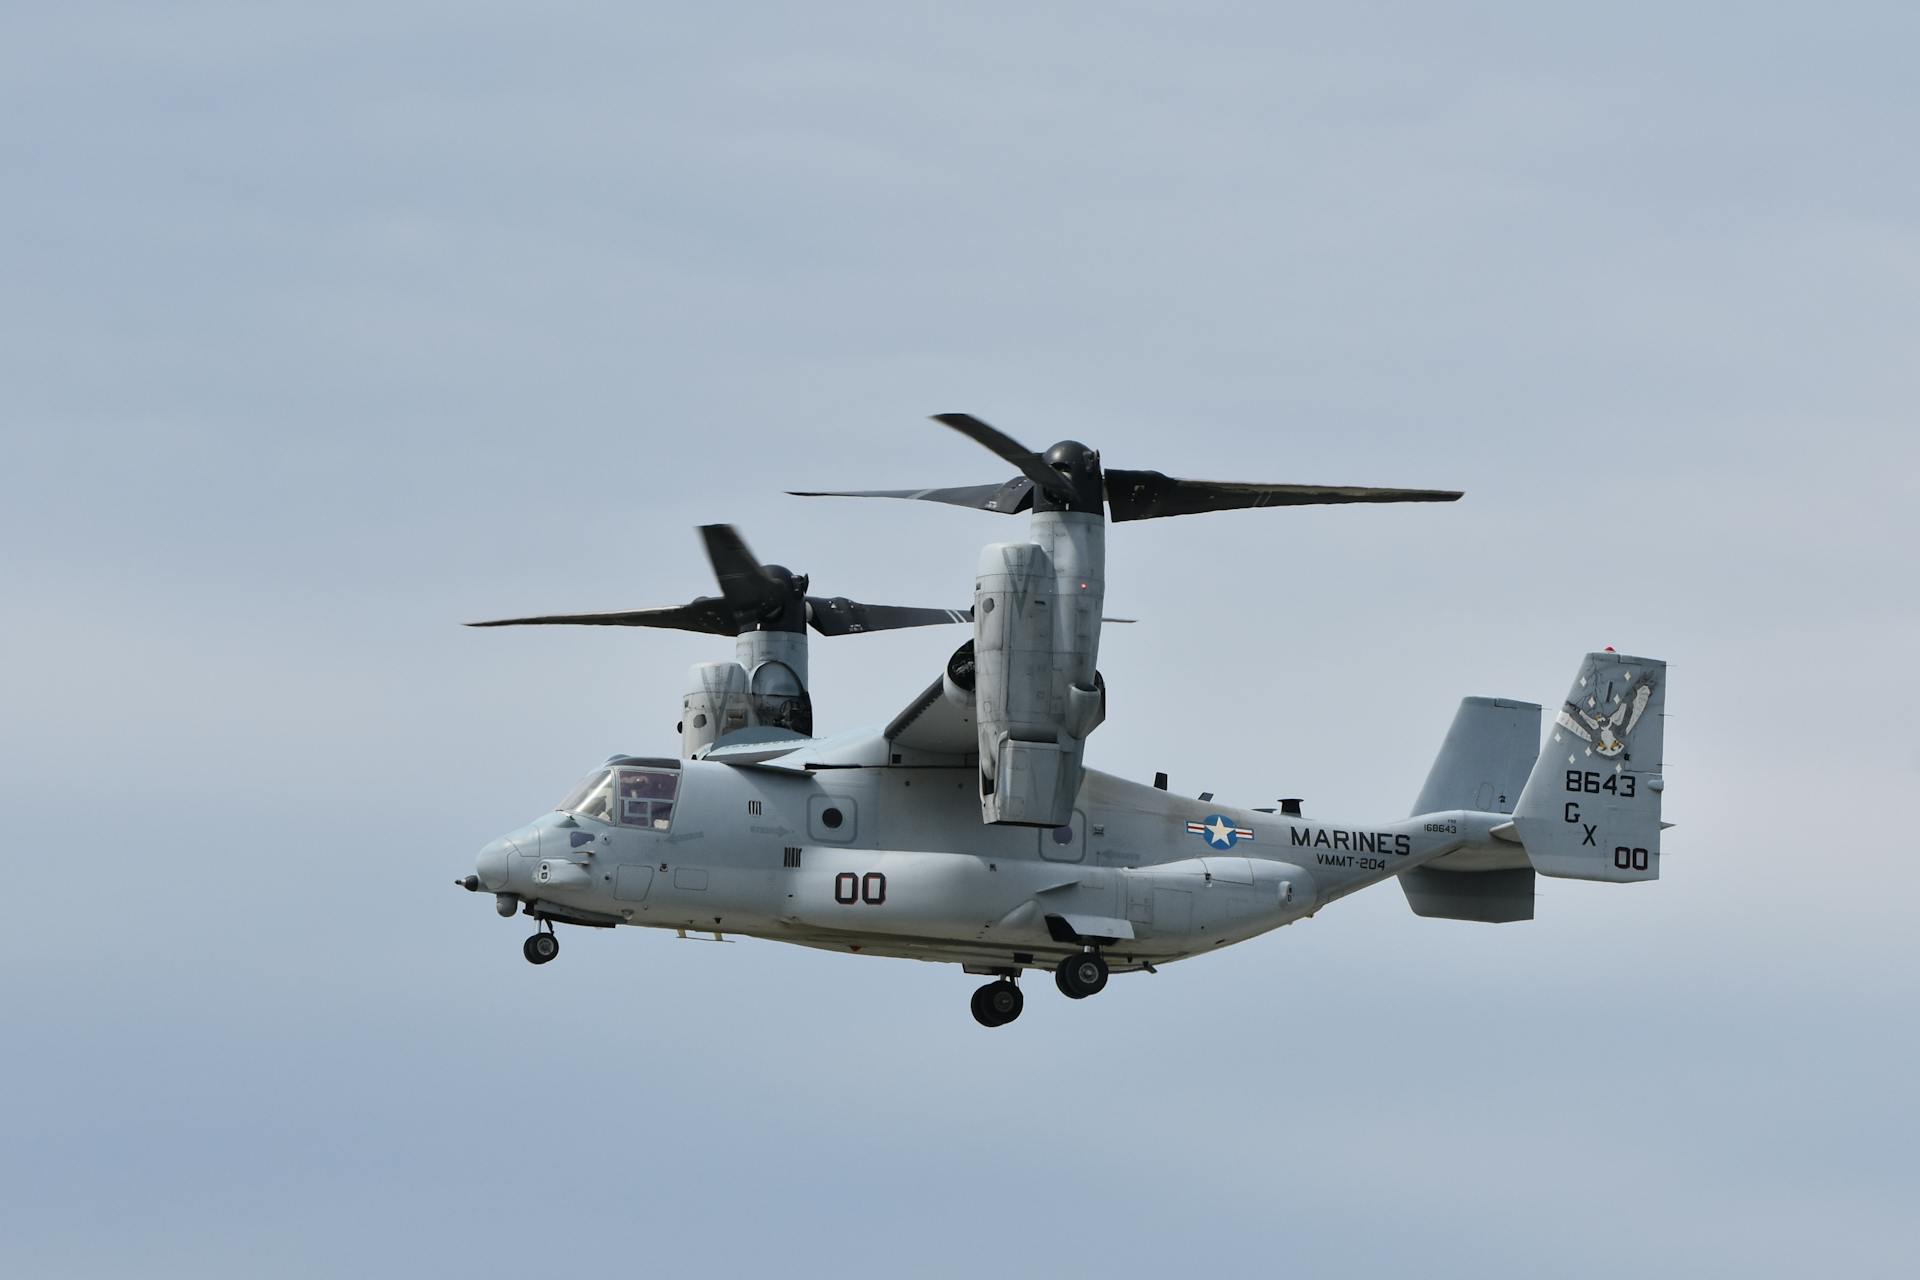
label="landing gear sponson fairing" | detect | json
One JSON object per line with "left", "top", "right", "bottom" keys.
{"left": 461, "top": 417, "right": 1670, "bottom": 1027}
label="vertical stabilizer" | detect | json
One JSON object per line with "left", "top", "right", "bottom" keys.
{"left": 1511, "top": 652, "right": 1667, "bottom": 882}
{"left": 1412, "top": 696, "right": 1540, "bottom": 816}
{"left": 1402, "top": 697, "right": 1541, "bottom": 922}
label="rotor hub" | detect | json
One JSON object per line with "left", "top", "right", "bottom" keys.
{"left": 1036, "top": 439, "right": 1105, "bottom": 514}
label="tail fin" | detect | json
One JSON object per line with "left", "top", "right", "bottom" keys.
{"left": 1403, "top": 697, "right": 1541, "bottom": 923}
{"left": 1412, "top": 696, "right": 1541, "bottom": 816}
{"left": 1510, "top": 651, "right": 1668, "bottom": 882}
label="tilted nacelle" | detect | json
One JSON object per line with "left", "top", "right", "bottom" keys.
{"left": 967, "top": 512, "right": 1107, "bottom": 826}
{"left": 680, "top": 661, "right": 748, "bottom": 757}
{"left": 680, "top": 630, "right": 814, "bottom": 758}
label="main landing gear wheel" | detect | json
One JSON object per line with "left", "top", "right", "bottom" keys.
{"left": 523, "top": 931, "right": 559, "bottom": 965}
{"left": 970, "top": 979, "right": 1023, "bottom": 1028}
{"left": 1054, "top": 951, "right": 1108, "bottom": 999}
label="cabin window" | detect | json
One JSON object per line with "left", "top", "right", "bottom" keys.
{"left": 1042, "top": 812, "right": 1084, "bottom": 863}
{"left": 617, "top": 768, "right": 679, "bottom": 830}
{"left": 808, "top": 795, "right": 857, "bottom": 843}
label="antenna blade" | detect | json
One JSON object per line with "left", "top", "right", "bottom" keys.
{"left": 807, "top": 598, "right": 972, "bottom": 637}
{"left": 931, "top": 414, "right": 1067, "bottom": 499}
{"left": 787, "top": 478, "right": 1034, "bottom": 514}
{"left": 698, "top": 524, "right": 781, "bottom": 624}
{"left": 1104, "top": 469, "right": 1463, "bottom": 522}
{"left": 466, "top": 601, "right": 737, "bottom": 634}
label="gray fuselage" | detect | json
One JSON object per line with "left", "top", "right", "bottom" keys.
{"left": 473, "top": 733, "right": 1509, "bottom": 974}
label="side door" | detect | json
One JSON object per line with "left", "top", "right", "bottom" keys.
{"left": 612, "top": 767, "right": 681, "bottom": 902}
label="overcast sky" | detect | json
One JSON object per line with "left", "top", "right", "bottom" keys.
{"left": 4, "top": 3, "right": 1917, "bottom": 1276}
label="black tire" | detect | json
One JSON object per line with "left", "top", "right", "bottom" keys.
{"left": 1054, "top": 965, "right": 1077, "bottom": 998}
{"left": 1056, "top": 951, "right": 1108, "bottom": 998}
{"left": 971, "top": 979, "right": 1022, "bottom": 1027}
{"left": 527, "top": 932, "right": 559, "bottom": 965}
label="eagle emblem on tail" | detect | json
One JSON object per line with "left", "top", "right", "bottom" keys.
{"left": 1553, "top": 660, "right": 1656, "bottom": 759}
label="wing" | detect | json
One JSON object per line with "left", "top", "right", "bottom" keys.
{"left": 883, "top": 676, "right": 978, "bottom": 760}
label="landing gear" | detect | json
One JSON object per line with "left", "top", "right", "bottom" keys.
{"left": 1054, "top": 950, "right": 1108, "bottom": 999}
{"left": 523, "top": 926, "right": 559, "bottom": 965}
{"left": 970, "top": 978, "right": 1023, "bottom": 1028}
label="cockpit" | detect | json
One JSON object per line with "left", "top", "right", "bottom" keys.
{"left": 556, "top": 759, "right": 680, "bottom": 830}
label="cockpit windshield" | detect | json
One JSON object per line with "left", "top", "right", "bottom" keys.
{"left": 556, "top": 769, "right": 616, "bottom": 823}
{"left": 556, "top": 766, "right": 679, "bottom": 830}
{"left": 616, "top": 768, "right": 677, "bottom": 829}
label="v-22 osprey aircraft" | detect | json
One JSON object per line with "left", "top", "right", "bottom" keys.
{"left": 459, "top": 415, "right": 1670, "bottom": 1027}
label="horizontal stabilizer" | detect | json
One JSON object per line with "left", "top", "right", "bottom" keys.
{"left": 1400, "top": 866, "right": 1535, "bottom": 923}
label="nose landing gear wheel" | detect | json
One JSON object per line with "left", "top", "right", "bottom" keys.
{"left": 1054, "top": 951, "right": 1108, "bottom": 999}
{"left": 524, "top": 931, "right": 559, "bottom": 965}
{"left": 970, "top": 979, "right": 1023, "bottom": 1027}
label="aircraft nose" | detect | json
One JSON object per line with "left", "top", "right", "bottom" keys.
{"left": 475, "top": 836, "right": 512, "bottom": 891}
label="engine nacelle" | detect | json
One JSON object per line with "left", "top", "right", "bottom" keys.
{"left": 682, "top": 626, "right": 822, "bottom": 758}
{"left": 942, "top": 639, "right": 1104, "bottom": 738}
{"left": 972, "top": 512, "right": 1106, "bottom": 826}
{"left": 736, "top": 628, "right": 812, "bottom": 738}
{"left": 680, "top": 661, "right": 749, "bottom": 758}
{"left": 942, "top": 639, "right": 978, "bottom": 711}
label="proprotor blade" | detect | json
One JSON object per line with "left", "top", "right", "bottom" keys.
{"left": 931, "top": 413, "right": 1069, "bottom": 501}
{"left": 806, "top": 599, "right": 972, "bottom": 637}
{"left": 699, "top": 524, "right": 783, "bottom": 625}
{"left": 786, "top": 478, "right": 1035, "bottom": 515}
{"left": 1103, "top": 470, "right": 1463, "bottom": 522}
{"left": 466, "top": 600, "right": 737, "bottom": 634}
